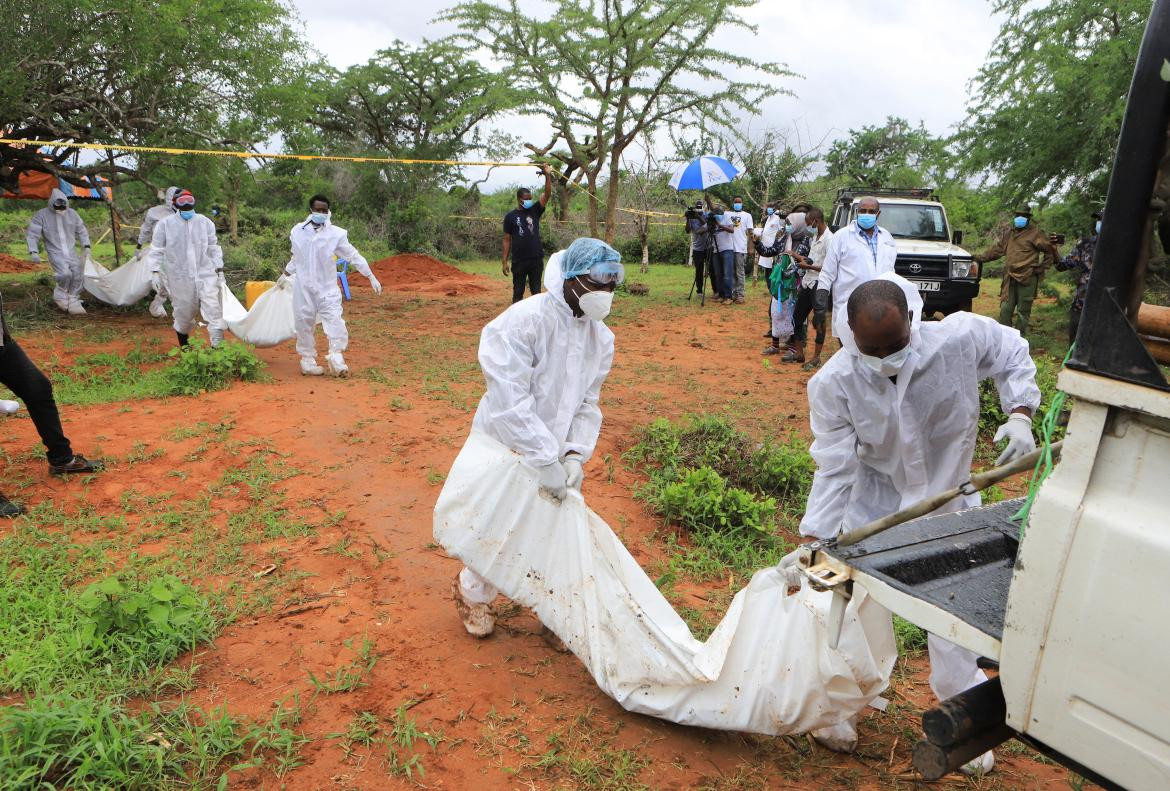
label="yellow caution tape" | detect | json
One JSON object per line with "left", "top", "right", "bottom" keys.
{"left": 1, "top": 137, "right": 681, "bottom": 219}
{"left": 448, "top": 214, "right": 677, "bottom": 227}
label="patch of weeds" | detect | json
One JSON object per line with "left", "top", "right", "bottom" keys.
{"left": 530, "top": 711, "right": 649, "bottom": 790}
{"left": 894, "top": 615, "right": 927, "bottom": 655}
{"left": 426, "top": 467, "right": 446, "bottom": 486}
{"left": 331, "top": 710, "right": 381, "bottom": 757}
{"left": 385, "top": 703, "right": 443, "bottom": 779}
{"left": 308, "top": 636, "right": 378, "bottom": 694}
{"left": 161, "top": 340, "right": 265, "bottom": 396}
{"left": 389, "top": 396, "right": 413, "bottom": 411}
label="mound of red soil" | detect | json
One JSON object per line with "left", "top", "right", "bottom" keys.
{"left": 0, "top": 253, "right": 42, "bottom": 273}
{"left": 364, "top": 253, "right": 485, "bottom": 297}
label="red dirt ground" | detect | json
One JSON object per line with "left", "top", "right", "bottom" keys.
{"left": 0, "top": 253, "right": 42, "bottom": 273}
{"left": 0, "top": 264, "right": 1074, "bottom": 789}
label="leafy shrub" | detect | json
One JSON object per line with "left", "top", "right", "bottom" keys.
{"left": 651, "top": 466, "right": 776, "bottom": 535}
{"left": 161, "top": 340, "right": 265, "bottom": 396}
{"left": 77, "top": 574, "right": 215, "bottom": 671}
{"left": 977, "top": 354, "right": 1066, "bottom": 448}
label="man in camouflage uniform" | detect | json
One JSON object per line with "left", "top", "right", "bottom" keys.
{"left": 974, "top": 207, "right": 1059, "bottom": 336}
{"left": 1055, "top": 211, "right": 1100, "bottom": 346}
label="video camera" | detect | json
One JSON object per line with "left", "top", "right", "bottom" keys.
{"left": 685, "top": 202, "right": 719, "bottom": 232}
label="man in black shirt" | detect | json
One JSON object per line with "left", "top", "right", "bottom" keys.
{"left": 502, "top": 163, "right": 554, "bottom": 303}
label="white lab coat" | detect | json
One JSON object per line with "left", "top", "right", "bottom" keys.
{"left": 800, "top": 289, "right": 1041, "bottom": 709}
{"left": 27, "top": 188, "right": 90, "bottom": 306}
{"left": 818, "top": 222, "right": 898, "bottom": 340}
{"left": 286, "top": 217, "right": 371, "bottom": 360}
{"left": 758, "top": 214, "right": 783, "bottom": 269}
{"left": 146, "top": 212, "right": 224, "bottom": 340}
{"left": 471, "top": 250, "right": 614, "bottom": 469}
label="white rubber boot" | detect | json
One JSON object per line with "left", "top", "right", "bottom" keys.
{"left": 300, "top": 357, "right": 324, "bottom": 376}
{"left": 960, "top": 751, "right": 995, "bottom": 776}
{"left": 326, "top": 351, "right": 348, "bottom": 377}
{"left": 451, "top": 575, "right": 496, "bottom": 637}
{"left": 0, "top": 400, "right": 21, "bottom": 415}
{"left": 67, "top": 299, "right": 86, "bottom": 315}
{"left": 811, "top": 719, "right": 859, "bottom": 753}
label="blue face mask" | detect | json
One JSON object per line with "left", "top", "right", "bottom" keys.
{"left": 856, "top": 213, "right": 877, "bottom": 230}
{"left": 1095, "top": 220, "right": 1102, "bottom": 234}
{"left": 784, "top": 224, "right": 794, "bottom": 234}
{"left": 310, "top": 212, "right": 329, "bottom": 225}
{"left": 178, "top": 209, "right": 195, "bottom": 220}
{"left": 766, "top": 207, "right": 775, "bottom": 215}
{"left": 733, "top": 203, "right": 743, "bottom": 211}
{"left": 521, "top": 199, "right": 534, "bottom": 209}
{"left": 716, "top": 214, "right": 726, "bottom": 224}
{"left": 1013, "top": 216, "right": 1028, "bottom": 229}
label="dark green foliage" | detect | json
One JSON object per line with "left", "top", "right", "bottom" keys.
{"left": 77, "top": 575, "right": 215, "bottom": 673}
{"left": 161, "top": 340, "right": 265, "bottom": 396}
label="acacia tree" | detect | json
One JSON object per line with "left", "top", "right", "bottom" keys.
{"left": 825, "top": 117, "right": 945, "bottom": 190}
{"left": 0, "top": 0, "right": 308, "bottom": 192}
{"left": 446, "top": 0, "right": 788, "bottom": 242}
{"left": 955, "top": 0, "right": 1150, "bottom": 203}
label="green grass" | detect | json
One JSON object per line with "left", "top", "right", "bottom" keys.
{"left": 0, "top": 436, "right": 331, "bottom": 787}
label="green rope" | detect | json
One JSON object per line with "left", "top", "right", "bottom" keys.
{"left": 1011, "top": 343, "right": 1075, "bottom": 535}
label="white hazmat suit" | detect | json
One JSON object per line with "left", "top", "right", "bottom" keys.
{"left": 286, "top": 216, "right": 379, "bottom": 376}
{"left": 817, "top": 220, "right": 898, "bottom": 343}
{"left": 458, "top": 249, "right": 615, "bottom": 607}
{"left": 138, "top": 187, "right": 178, "bottom": 318}
{"left": 146, "top": 212, "right": 225, "bottom": 345}
{"left": 800, "top": 273, "right": 1040, "bottom": 770}
{"left": 27, "top": 188, "right": 91, "bottom": 314}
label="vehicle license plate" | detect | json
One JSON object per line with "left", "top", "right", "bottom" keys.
{"left": 909, "top": 280, "right": 940, "bottom": 292}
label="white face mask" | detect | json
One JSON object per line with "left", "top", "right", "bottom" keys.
{"left": 859, "top": 344, "right": 911, "bottom": 377}
{"left": 578, "top": 289, "right": 614, "bottom": 321}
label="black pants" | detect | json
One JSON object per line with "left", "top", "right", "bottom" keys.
{"left": 512, "top": 257, "right": 544, "bottom": 303}
{"left": 0, "top": 332, "right": 73, "bottom": 464}
{"left": 792, "top": 286, "right": 825, "bottom": 345}
{"left": 1068, "top": 306, "right": 1082, "bottom": 347}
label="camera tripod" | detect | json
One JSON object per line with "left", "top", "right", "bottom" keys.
{"left": 687, "top": 243, "right": 721, "bottom": 306}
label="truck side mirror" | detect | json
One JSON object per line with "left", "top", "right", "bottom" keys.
{"left": 952, "top": 229, "right": 964, "bottom": 246}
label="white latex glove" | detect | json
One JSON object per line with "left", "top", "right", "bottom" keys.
{"left": 150, "top": 271, "right": 162, "bottom": 292}
{"left": 777, "top": 548, "right": 804, "bottom": 588}
{"left": 0, "top": 399, "right": 21, "bottom": 415}
{"left": 216, "top": 269, "right": 226, "bottom": 287}
{"left": 563, "top": 457, "right": 584, "bottom": 491}
{"left": 275, "top": 273, "right": 291, "bottom": 289}
{"left": 994, "top": 412, "right": 1036, "bottom": 466}
{"left": 368, "top": 273, "right": 382, "bottom": 295}
{"left": 28, "top": 251, "right": 40, "bottom": 263}
{"left": 537, "top": 461, "right": 568, "bottom": 502}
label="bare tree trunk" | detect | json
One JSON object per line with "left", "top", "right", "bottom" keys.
{"left": 640, "top": 225, "right": 649, "bottom": 274}
{"left": 105, "top": 150, "right": 122, "bottom": 265}
{"left": 603, "top": 152, "right": 623, "bottom": 244}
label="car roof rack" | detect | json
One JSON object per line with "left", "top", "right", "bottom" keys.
{"left": 836, "top": 187, "right": 940, "bottom": 203}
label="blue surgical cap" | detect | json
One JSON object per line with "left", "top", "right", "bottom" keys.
{"left": 561, "top": 237, "right": 622, "bottom": 280}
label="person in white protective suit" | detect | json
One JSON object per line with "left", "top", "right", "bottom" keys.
{"left": 26, "top": 188, "right": 92, "bottom": 315}
{"left": 452, "top": 237, "right": 625, "bottom": 637}
{"left": 283, "top": 194, "right": 382, "bottom": 377}
{"left": 145, "top": 190, "right": 225, "bottom": 348}
{"left": 137, "top": 186, "right": 180, "bottom": 318}
{"left": 788, "top": 273, "right": 1040, "bottom": 775}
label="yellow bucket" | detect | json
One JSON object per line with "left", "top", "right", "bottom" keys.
{"left": 244, "top": 280, "right": 275, "bottom": 309}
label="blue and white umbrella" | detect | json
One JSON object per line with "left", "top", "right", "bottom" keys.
{"left": 668, "top": 155, "right": 741, "bottom": 191}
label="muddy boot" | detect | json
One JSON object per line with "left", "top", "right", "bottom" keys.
{"left": 300, "top": 357, "right": 324, "bottom": 376}
{"left": 451, "top": 575, "right": 496, "bottom": 638}
{"left": 176, "top": 332, "right": 190, "bottom": 348}
{"left": 326, "top": 351, "right": 349, "bottom": 378}
{"left": 811, "top": 719, "right": 858, "bottom": 753}
{"left": 67, "top": 299, "right": 86, "bottom": 316}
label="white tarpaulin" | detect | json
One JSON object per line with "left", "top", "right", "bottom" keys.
{"left": 434, "top": 430, "right": 897, "bottom": 735}
{"left": 83, "top": 253, "right": 154, "bottom": 306}
{"left": 221, "top": 278, "right": 296, "bottom": 348}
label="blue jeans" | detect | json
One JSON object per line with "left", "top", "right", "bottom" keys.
{"left": 717, "top": 250, "right": 735, "bottom": 299}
